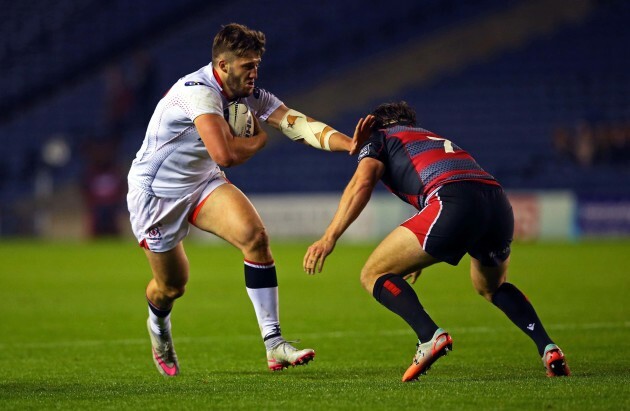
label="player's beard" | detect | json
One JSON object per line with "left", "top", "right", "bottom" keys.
{"left": 225, "top": 72, "right": 253, "bottom": 99}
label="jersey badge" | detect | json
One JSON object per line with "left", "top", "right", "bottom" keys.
{"left": 358, "top": 143, "right": 372, "bottom": 161}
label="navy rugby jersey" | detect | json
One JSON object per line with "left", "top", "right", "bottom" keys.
{"left": 358, "top": 125, "right": 499, "bottom": 210}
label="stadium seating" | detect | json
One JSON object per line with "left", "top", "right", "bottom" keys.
{"left": 0, "top": 0, "right": 628, "bottom": 236}
{"left": 0, "top": 0, "right": 511, "bottom": 195}
{"left": 392, "top": 0, "right": 630, "bottom": 192}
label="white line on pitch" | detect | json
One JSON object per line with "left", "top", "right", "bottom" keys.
{"left": 1, "top": 321, "right": 627, "bottom": 350}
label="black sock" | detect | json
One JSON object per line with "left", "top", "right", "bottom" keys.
{"left": 373, "top": 274, "right": 438, "bottom": 342}
{"left": 244, "top": 260, "right": 278, "bottom": 289}
{"left": 147, "top": 298, "right": 172, "bottom": 317}
{"left": 491, "top": 282, "right": 553, "bottom": 356}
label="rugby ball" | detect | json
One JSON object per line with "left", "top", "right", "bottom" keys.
{"left": 224, "top": 101, "right": 253, "bottom": 137}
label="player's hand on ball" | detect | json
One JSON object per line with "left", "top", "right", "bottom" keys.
{"left": 304, "top": 239, "right": 335, "bottom": 274}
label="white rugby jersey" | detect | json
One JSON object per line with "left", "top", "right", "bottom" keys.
{"left": 127, "top": 63, "right": 283, "bottom": 198}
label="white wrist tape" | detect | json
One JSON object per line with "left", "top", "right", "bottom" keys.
{"left": 279, "top": 109, "right": 336, "bottom": 151}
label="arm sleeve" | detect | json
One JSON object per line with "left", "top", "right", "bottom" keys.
{"left": 357, "top": 130, "right": 386, "bottom": 163}
{"left": 246, "top": 87, "right": 283, "bottom": 121}
{"left": 180, "top": 84, "right": 224, "bottom": 121}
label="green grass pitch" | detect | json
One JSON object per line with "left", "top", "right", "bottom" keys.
{"left": 1, "top": 239, "right": 628, "bottom": 410}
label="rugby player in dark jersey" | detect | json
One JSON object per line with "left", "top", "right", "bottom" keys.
{"left": 303, "top": 101, "right": 570, "bottom": 381}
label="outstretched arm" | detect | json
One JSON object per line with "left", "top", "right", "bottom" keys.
{"left": 303, "top": 118, "right": 383, "bottom": 275}
{"left": 267, "top": 104, "right": 361, "bottom": 153}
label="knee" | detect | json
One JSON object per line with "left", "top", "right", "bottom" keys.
{"left": 161, "top": 283, "right": 186, "bottom": 301}
{"left": 470, "top": 262, "right": 508, "bottom": 302}
{"left": 475, "top": 286, "right": 495, "bottom": 302}
{"left": 242, "top": 226, "right": 270, "bottom": 254}
{"left": 474, "top": 281, "right": 503, "bottom": 302}
{"left": 359, "top": 266, "right": 379, "bottom": 293}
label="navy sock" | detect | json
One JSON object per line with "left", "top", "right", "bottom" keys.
{"left": 244, "top": 260, "right": 278, "bottom": 289}
{"left": 372, "top": 274, "right": 438, "bottom": 342}
{"left": 147, "top": 298, "right": 171, "bottom": 317}
{"left": 491, "top": 282, "right": 553, "bottom": 356}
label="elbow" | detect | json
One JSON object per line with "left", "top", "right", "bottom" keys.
{"left": 213, "top": 153, "right": 236, "bottom": 168}
{"left": 216, "top": 160, "right": 234, "bottom": 168}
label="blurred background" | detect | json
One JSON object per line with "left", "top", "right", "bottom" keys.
{"left": 0, "top": 0, "right": 628, "bottom": 241}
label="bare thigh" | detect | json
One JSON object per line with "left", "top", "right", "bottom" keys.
{"left": 470, "top": 256, "right": 509, "bottom": 301}
{"left": 193, "top": 183, "right": 272, "bottom": 262}
{"left": 361, "top": 226, "right": 440, "bottom": 291}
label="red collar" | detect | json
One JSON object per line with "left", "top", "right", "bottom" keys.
{"left": 212, "top": 67, "right": 229, "bottom": 99}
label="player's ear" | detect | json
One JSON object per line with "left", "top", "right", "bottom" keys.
{"left": 218, "top": 59, "right": 228, "bottom": 73}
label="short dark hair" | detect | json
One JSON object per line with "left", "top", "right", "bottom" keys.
{"left": 371, "top": 101, "right": 417, "bottom": 129}
{"left": 212, "top": 23, "right": 266, "bottom": 63}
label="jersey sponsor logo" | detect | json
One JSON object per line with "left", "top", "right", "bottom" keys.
{"left": 358, "top": 143, "right": 372, "bottom": 161}
{"left": 184, "top": 81, "right": 207, "bottom": 87}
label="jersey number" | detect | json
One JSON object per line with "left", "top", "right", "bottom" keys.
{"left": 427, "top": 136, "right": 454, "bottom": 153}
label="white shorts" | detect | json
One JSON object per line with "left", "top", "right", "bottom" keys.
{"left": 127, "top": 175, "right": 228, "bottom": 252}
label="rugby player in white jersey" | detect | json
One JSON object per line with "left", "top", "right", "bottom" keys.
{"left": 127, "top": 23, "right": 357, "bottom": 376}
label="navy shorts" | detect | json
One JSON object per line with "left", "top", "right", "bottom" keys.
{"left": 401, "top": 182, "right": 514, "bottom": 266}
